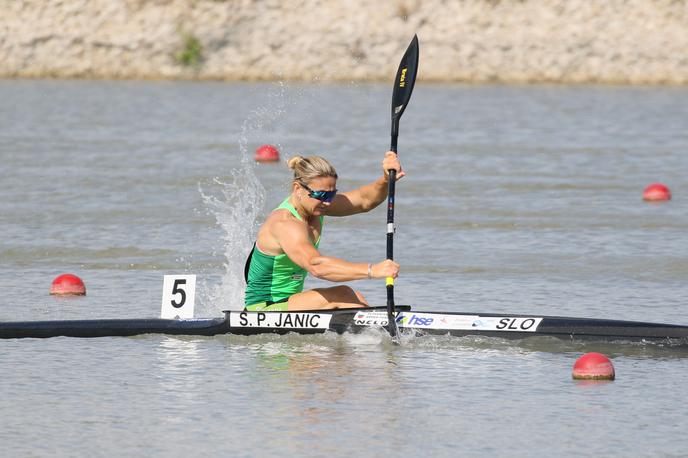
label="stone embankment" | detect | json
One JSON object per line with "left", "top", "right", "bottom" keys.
{"left": 2, "top": 0, "right": 687, "bottom": 84}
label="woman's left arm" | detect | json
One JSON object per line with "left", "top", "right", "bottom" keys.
{"left": 327, "top": 151, "right": 405, "bottom": 216}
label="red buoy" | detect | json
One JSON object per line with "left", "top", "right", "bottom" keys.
{"left": 50, "top": 273, "right": 86, "bottom": 296}
{"left": 572, "top": 352, "right": 615, "bottom": 381}
{"left": 643, "top": 183, "right": 671, "bottom": 201}
{"left": 255, "top": 144, "right": 280, "bottom": 163}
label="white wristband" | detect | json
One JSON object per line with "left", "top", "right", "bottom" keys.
{"left": 367, "top": 263, "right": 372, "bottom": 279}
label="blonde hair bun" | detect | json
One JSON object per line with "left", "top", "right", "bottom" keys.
{"left": 288, "top": 155, "right": 338, "bottom": 182}
{"left": 287, "top": 155, "right": 305, "bottom": 170}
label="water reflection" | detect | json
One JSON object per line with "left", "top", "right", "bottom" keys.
{"left": 154, "top": 337, "right": 206, "bottom": 406}
{"left": 224, "top": 332, "right": 405, "bottom": 450}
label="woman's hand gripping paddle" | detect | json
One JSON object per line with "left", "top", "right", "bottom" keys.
{"left": 386, "top": 35, "right": 419, "bottom": 339}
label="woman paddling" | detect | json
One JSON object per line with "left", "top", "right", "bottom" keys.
{"left": 244, "top": 152, "right": 403, "bottom": 311}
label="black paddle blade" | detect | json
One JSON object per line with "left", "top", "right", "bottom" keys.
{"left": 391, "top": 35, "right": 419, "bottom": 136}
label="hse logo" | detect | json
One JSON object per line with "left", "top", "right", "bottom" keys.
{"left": 396, "top": 313, "right": 434, "bottom": 327}
{"left": 399, "top": 67, "right": 407, "bottom": 87}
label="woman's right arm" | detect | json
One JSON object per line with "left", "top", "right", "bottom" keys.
{"left": 275, "top": 220, "right": 399, "bottom": 282}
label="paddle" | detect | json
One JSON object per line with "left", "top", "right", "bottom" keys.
{"left": 386, "top": 35, "right": 419, "bottom": 339}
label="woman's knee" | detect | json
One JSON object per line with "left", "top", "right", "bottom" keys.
{"left": 331, "top": 285, "right": 354, "bottom": 295}
{"left": 329, "top": 285, "right": 367, "bottom": 304}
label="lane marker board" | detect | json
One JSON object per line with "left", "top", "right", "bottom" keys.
{"left": 161, "top": 275, "right": 196, "bottom": 319}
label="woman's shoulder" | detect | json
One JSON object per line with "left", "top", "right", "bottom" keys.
{"left": 257, "top": 209, "right": 304, "bottom": 255}
{"left": 269, "top": 206, "right": 300, "bottom": 220}
{"left": 265, "top": 208, "right": 305, "bottom": 231}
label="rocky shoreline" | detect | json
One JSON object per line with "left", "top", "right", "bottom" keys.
{"left": 2, "top": 0, "right": 687, "bottom": 84}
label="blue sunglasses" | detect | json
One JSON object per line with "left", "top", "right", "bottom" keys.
{"left": 300, "top": 182, "right": 337, "bottom": 202}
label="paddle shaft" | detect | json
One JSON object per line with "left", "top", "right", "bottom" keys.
{"left": 385, "top": 130, "right": 399, "bottom": 338}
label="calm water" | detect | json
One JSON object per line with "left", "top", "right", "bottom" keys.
{"left": 1, "top": 80, "right": 687, "bottom": 456}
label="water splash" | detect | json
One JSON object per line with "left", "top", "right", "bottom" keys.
{"left": 200, "top": 83, "right": 292, "bottom": 315}
{"left": 200, "top": 173, "right": 264, "bottom": 314}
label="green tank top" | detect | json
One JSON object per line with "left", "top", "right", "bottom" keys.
{"left": 244, "top": 198, "right": 324, "bottom": 306}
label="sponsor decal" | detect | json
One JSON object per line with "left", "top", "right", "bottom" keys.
{"left": 349, "top": 312, "right": 543, "bottom": 333}
{"left": 353, "top": 310, "right": 389, "bottom": 326}
{"left": 396, "top": 313, "right": 434, "bottom": 327}
{"left": 397, "top": 313, "right": 480, "bottom": 330}
{"left": 437, "top": 315, "right": 481, "bottom": 329}
{"left": 229, "top": 312, "right": 331, "bottom": 329}
{"left": 399, "top": 67, "right": 407, "bottom": 87}
{"left": 396, "top": 313, "right": 543, "bottom": 332}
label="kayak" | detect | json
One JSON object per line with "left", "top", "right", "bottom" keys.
{"left": 1, "top": 306, "right": 687, "bottom": 342}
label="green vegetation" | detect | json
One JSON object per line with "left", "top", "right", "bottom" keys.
{"left": 175, "top": 32, "right": 203, "bottom": 67}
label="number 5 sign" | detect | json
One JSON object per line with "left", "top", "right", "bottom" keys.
{"left": 161, "top": 275, "right": 196, "bottom": 319}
